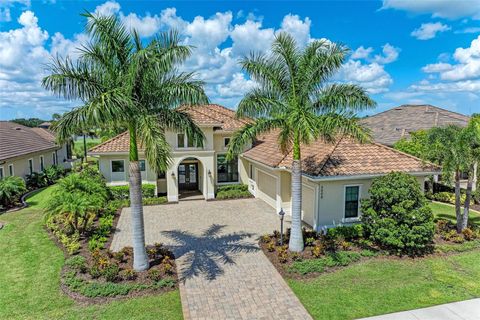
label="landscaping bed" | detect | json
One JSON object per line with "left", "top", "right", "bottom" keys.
{"left": 215, "top": 184, "right": 253, "bottom": 200}
{"left": 45, "top": 166, "right": 178, "bottom": 302}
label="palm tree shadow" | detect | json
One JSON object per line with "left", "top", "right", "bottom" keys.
{"left": 162, "top": 224, "right": 259, "bottom": 281}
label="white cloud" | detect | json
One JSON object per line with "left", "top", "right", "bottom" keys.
{"left": 422, "top": 35, "right": 480, "bottom": 81}
{"left": 278, "top": 14, "right": 311, "bottom": 46}
{"left": 231, "top": 20, "right": 274, "bottom": 55}
{"left": 411, "top": 22, "right": 450, "bottom": 40}
{"left": 410, "top": 79, "right": 480, "bottom": 92}
{"left": 382, "top": 0, "right": 480, "bottom": 20}
{"left": 455, "top": 27, "right": 480, "bottom": 34}
{"left": 351, "top": 46, "right": 373, "bottom": 60}
{"left": 93, "top": 0, "right": 120, "bottom": 17}
{"left": 337, "top": 60, "right": 393, "bottom": 94}
{"left": 215, "top": 72, "right": 257, "bottom": 98}
{"left": 120, "top": 13, "right": 162, "bottom": 37}
{"left": 0, "top": 8, "right": 11, "bottom": 21}
{"left": 373, "top": 43, "right": 400, "bottom": 64}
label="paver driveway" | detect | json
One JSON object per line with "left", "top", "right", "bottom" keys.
{"left": 111, "top": 198, "right": 312, "bottom": 320}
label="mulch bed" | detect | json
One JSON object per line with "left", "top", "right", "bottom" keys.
{"left": 48, "top": 206, "right": 179, "bottom": 304}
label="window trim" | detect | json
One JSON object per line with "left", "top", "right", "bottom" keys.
{"left": 0, "top": 166, "right": 4, "bottom": 179}
{"left": 40, "top": 155, "right": 45, "bottom": 171}
{"left": 110, "top": 159, "right": 126, "bottom": 179}
{"left": 223, "top": 137, "right": 231, "bottom": 149}
{"left": 176, "top": 132, "right": 202, "bottom": 150}
{"left": 28, "top": 158, "right": 34, "bottom": 175}
{"left": 216, "top": 153, "right": 239, "bottom": 184}
{"left": 8, "top": 164, "right": 14, "bottom": 176}
{"left": 342, "top": 184, "right": 362, "bottom": 222}
{"left": 139, "top": 159, "right": 146, "bottom": 172}
{"left": 52, "top": 152, "right": 57, "bottom": 165}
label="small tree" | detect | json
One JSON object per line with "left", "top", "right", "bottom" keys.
{"left": 0, "top": 176, "right": 27, "bottom": 208}
{"left": 361, "top": 172, "right": 435, "bottom": 255}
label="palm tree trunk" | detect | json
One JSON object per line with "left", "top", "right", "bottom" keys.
{"left": 128, "top": 125, "right": 149, "bottom": 271}
{"left": 288, "top": 136, "right": 304, "bottom": 252}
{"left": 462, "top": 165, "right": 475, "bottom": 230}
{"left": 455, "top": 170, "right": 463, "bottom": 233}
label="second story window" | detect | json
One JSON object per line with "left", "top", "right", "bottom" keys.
{"left": 177, "top": 133, "right": 200, "bottom": 149}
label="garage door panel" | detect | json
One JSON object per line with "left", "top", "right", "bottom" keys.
{"left": 257, "top": 170, "right": 277, "bottom": 208}
{"left": 302, "top": 185, "right": 314, "bottom": 227}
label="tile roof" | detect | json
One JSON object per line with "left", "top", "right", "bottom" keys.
{"left": 0, "top": 122, "right": 59, "bottom": 161}
{"left": 242, "top": 130, "right": 439, "bottom": 177}
{"left": 90, "top": 104, "right": 250, "bottom": 153}
{"left": 361, "top": 104, "right": 470, "bottom": 146}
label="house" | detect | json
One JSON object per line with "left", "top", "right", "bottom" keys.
{"left": 360, "top": 104, "right": 470, "bottom": 146}
{"left": 89, "top": 104, "right": 439, "bottom": 231}
{"left": 361, "top": 104, "right": 475, "bottom": 190}
{"left": 0, "top": 121, "right": 73, "bottom": 180}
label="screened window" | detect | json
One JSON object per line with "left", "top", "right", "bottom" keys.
{"left": 8, "top": 164, "right": 14, "bottom": 176}
{"left": 177, "top": 133, "right": 185, "bottom": 148}
{"left": 28, "top": 159, "right": 33, "bottom": 174}
{"left": 111, "top": 160, "right": 125, "bottom": 173}
{"left": 344, "top": 186, "right": 360, "bottom": 218}
{"left": 224, "top": 137, "right": 230, "bottom": 148}
{"left": 40, "top": 156, "right": 45, "bottom": 171}
{"left": 139, "top": 160, "right": 146, "bottom": 172}
{"left": 0, "top": 167, "right": 3, "bottom": 179}
{"left": 52, "top": 152, "right": 57, "bottom": 165}
{"left": 217, "top": 155, "right": 238, "bottom": 183}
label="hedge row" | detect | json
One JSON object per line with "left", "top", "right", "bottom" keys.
{"left": 108, "top": 184, "right": 156, "bottom": 200}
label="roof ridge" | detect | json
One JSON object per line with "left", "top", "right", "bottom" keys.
{"left": 191, "top": 107, "right": 224, "bottom": 124}
{"left": 315, "top": 136, "right": 345, "bottom": 175}
{"left": 204, "top": 104, "right": 251, "bottom": 126}
{"left": 362, "top": 104, "right": 470, "bottom": 121}
{"left": 89, "top": 131, "right": 129, "bottom": 152}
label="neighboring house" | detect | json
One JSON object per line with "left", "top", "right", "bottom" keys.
{"left": 360, "top": 104, "right": 476, "bottom": 190}
{"left": 90, "top": 104, "right": 439, "bottom": 231}
{"left": 0, "top": 121, "right": 72, "bottom": 180}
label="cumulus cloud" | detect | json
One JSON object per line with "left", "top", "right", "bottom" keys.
{"left": 411, "top": 22, "right": 450, "bottom": 40}
{"left": 231, "top": 20, "right": 274, "bottom": 55}
{"left": 422, "top": 35, "right": 480, "bottom": 81}
{"left": 373, "top": 43, "right": 400, "bottom": 64}
{"left": 93, "top": 0, "right": 120, "bottom": 17}
{"left": 351, "top": 46, "right": 373, "bottom": 60}
{"left": 337, "top": 60, "right": 393, "bottom": 94}
{"left": 382, "top": 0, "right": 480, "bottom": 20}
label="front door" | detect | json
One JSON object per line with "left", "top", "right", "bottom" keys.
{"left": 178, "top": 163, "right": 198, "bottom": 191}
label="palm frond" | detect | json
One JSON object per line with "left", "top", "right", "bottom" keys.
{"left": 236, "top": 88, "right": 286, "bottom": 119}
{"left": 136, "top": 115, "right": 172, "bottom": 173}
{"left": 155, "top": 109, "right": 205, "bottom": 148}
{"left": 313, "top": 83, "right": 376, "bottom": 114}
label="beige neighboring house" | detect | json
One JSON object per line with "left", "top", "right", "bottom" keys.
{"left": 89, "top": 104, "right": 439, "bottom": 231}
{"left": 361, "top": 104, "right": 476, "bottom": 190}
{"left": 0, "top": 121, "right": 73, "bottom": 180}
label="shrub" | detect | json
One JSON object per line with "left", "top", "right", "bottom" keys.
{"left": 148, "top": 269, "right": 162, "bottom": 282}
{"left": 326, "top": 225, "right": 364, "bottom": 241}
{"left": 305, "top": 237, "right": 316, "bottom": 247}
{"left": 462, "top": 228, "right": 476, "bottom": 241}
{"left": 89, "top": 266, "right": 102, "bottom": 279}
{"left": 121, "top": 268, "right": 137, "bottom": 281}
{"left": 103, "top": 264, "right": 120, "bottom": 282}
{"left": 361, "top": 172, "right": 435, "bottom": 255}
{"left": 0, "top": 176, "right": 27, "bottom": 207}
{"left": 432, "top": 192, "right": 466, "bottom": 205}
{"left": 216, "top": 184, "right": 251, "bottom": 200}
{"left": 312, "top": 243, "right": 324, "bottom": 258}
{"left": 43, "top": 165, "right": 65, "bottom": 184}
{"left": 143, "top": 197, "right": 167, "bottom": 205}
{"left": 25, "top": 172, "right": 48, "bottom": 190}
{"left": 266, "top": 241, "right": 276, "bottom": 252}
{"left": 260, "top": 234, "right": 271, "bottom": 243}
{"left": 65, "top": 256, "right": 87, "bottom": 273}
{"left": 109, "top": 184, "right": 156, "bottom": 200}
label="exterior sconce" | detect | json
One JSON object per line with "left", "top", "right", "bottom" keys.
{"left": 171, "top": 172, "right": 175, "bottom": 178}
{"left": 208, "top": 169, "right": 212, "bottom": 176}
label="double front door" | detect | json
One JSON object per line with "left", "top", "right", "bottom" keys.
{"left": 178, "top": 163, "right": 198, "bottom": 191}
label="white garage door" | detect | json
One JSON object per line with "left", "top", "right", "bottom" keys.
{"left": 302, "top": 184, "right": 315, "bottom": 227}
{"left": 256, "top": 169, "right": 277, "bottom": 208}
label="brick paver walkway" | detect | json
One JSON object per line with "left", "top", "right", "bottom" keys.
{"left": 111, "top": 199, "right": 312, "bottom": 320}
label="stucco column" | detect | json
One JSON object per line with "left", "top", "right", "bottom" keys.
{"left": 167, "top": 168, "right": 178, "bottom": 202}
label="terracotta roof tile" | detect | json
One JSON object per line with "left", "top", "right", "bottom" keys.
{"left": 242, "top": 130, "right": 439, "bottom": 177}
{"left": 89, "top": 104, "right": 249, "bottom": 153}
{"left": 0, "top": 122, "right": 58, "bottom": 161}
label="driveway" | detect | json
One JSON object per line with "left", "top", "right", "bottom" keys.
{"left": 111, "top": 198, "right": 312, "bottom": 320}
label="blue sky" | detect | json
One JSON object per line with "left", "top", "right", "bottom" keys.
{"left": 1, "top": 0, "right": 479, "bottom": 120}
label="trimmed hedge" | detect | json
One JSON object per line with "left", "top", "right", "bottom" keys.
{"left": 109, "top": 184, "right": 156, "bottom": 200}
{"left": 216, "top": 184, "right": 252, "bottom": 200}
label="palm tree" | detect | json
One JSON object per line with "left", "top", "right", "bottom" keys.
{"left": 427, "top": 116, "right": 480, "bottom": 232}
{"left": 227, "top": 33, "right": 375, "bottom": 252}
{"left": 42, "top": 12, "right": 208, "bottom": 270}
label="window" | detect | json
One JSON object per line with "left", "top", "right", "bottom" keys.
{"left": 177, "top": 133, "right": 185, "bottom": 148}
{"left": 157, "top": 172, "right": 166, "bottom": 179}
{"left": 40, "top": 156, "right": 45, "bottom": 171}
{"left": 0, "top": 167, "right": 3, "bottom": 179}
{"left": 217, "top": 154, "right": 238, "bottom": 183}
{"left": 344, "top": 186, "right": 360, "bottom": 218}
{"left": 8, "top": 164, "right": 14, "bottom": 176}
{"left": 139, "top": 160, "right": 146, "bottom": 172}
{"left": 53, "top": 152, "right": 57, "bottom": 165}
{"left": 111, "top": 160, "right": 125, "bottom": 173}
{"left": 249, "top": 164, "right": 254, "bottom": 179}
{"left": 28, "top": 159, "right": 34, "bottom": 174}
{"left": 224, "top": 137, "right": 230, "bottom": 148}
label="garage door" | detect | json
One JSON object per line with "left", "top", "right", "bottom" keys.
{"left": 302, "top": 184, "right": 315, "bottom": 227}
{"left": 256, "top": 170, "right": 277, "bottom": 208}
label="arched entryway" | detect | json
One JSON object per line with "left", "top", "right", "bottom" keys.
{"left": 178, "top": 157, "right": 204, "bottom": 200}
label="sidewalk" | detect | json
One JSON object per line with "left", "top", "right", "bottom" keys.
{"left": 358, "top": 298, "right": 480, "bottom": 320}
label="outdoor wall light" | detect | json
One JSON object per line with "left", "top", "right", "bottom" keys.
{"left": 207, "top": 169, "right": 212, "bottom": 176}
{"left": 171, "top": 172, "right": 175, "bottom": 178}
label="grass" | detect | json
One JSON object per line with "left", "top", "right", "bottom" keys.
{"left": 289, "top": 251, "right": 480, "bottom": 320}
{"left": 0, "top": 187, "right": 183, "bottom": 320}
{"left": 429, "top": 201, "right": 480, "bottom": 225}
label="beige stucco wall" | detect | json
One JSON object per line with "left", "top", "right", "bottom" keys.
{"left": 97, "top": 154, "right": 158, "bottom": 185}
{"left": 1, "top": 147, "right": 70, "bottom": 179}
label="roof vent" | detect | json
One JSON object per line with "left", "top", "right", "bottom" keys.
{"left": 14, "top": 127, "right": 22, "bottom": 130}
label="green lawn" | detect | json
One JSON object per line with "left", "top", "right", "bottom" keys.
{"left": 0, "top": 187, "right": 183, "bottom": 320}
{"left": 289, "top": 201, "right": 480, "bottom": 320}
{"left": 429, "top": 201, "right": 480, "bottom": 225}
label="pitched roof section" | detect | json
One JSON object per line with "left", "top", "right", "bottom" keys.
{"left": 89, "top": 104, "right": 249, "bottom": 153}
{"left": 361, "top": 104, "right": 470, "bottom": 146}
{"left": 242, "top": 130, "right": 439, "bottom": 177}
{"left": 0, "top": 122, "right": 59, "bottom": 161}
